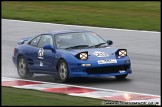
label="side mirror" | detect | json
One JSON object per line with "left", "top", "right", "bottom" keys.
{"left": 107, "top": 40, "right": 113, "bottom": 45}
{"left": 43, "top": 45, "right": 56, "bottom": 53}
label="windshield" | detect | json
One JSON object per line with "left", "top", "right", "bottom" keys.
{"left": 55, "top": 32, "right": 107, "bottom": 49}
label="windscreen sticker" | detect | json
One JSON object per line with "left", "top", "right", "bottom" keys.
{"left": 98, "top": 59, "right": 117, "bottom": 64}
{"left": 93, "top": 51, "right": 109, "bottom": 57}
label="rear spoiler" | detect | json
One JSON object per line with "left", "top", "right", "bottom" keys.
{"left": 17, "top": 37, "right": 32, "bottom": 45}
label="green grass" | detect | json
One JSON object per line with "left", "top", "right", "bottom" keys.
{"left": 2, "top": 87, "right": 108, "bottom": 106}
{"left": 2, "top": 1, "right": 160, "bottom": 31}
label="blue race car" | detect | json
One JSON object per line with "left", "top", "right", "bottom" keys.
{"left": 12, "top": 29, "right": 132, "bottom": 82}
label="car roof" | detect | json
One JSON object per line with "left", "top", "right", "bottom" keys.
{"left": 44, "top": 29, "right": 92, "bottom": 35}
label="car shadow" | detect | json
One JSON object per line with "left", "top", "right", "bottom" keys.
{"left": 29, "top": 74, "right": 132, "bottom": 85}
{"left": 67, "top": 77, "right": 131, "bottom": 85}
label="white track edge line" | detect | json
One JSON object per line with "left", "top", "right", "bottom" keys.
{"left": 2, "top": 19, "right": 160, "bottom": 33}
{"left": 2, "top": 77, "right": 160, "bottom": 97}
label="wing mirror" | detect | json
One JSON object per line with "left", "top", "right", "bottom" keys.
{"left": 43, "top": 45, "right": 56, "bottom": 53}
{"left": 107, "top": 40, "right": 113, "bottom": 45}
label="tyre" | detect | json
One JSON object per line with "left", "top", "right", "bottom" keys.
{"left": 55, "top": 59, "right": 69, "bottom": 82}
{"left": 115, "top": 74, "right": 127, "bottom": 79}
{"left": 17, "top": 56, "right": 33, "bottom": 79}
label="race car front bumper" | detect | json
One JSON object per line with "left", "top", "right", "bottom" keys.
{"left": 68, "top": 62, "right": 132, "bottom": 77}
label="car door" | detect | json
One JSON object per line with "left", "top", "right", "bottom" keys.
{"left": 25, "top": 35, "right": 43, "bottom": 71}
{"left": 37, "top": 34, "right": 56, "bottom": 72}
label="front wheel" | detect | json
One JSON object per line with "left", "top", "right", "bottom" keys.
{"left": 17, "top": 56, "right": 33, "bottom": 79}
{"left": 115, "top": 74, "right": 128, "bottom": 79}
{"left": 55, "top": 59, "right": 69, "bottom": 82}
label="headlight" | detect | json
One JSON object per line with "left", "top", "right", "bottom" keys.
{"left": 75, "top": 51, "right": 88, "bottom": 60}
{"left": 80, "top": 53, "right": 88, "bottom": 60}
{"left": 119, "top": 50, "right": 127, "bottom": 56}
{"left": 116, "top": 49, "right": 127, "bottom": 58}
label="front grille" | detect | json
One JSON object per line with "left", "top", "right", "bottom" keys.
{"left": 86, "top": 65, "right": 130, "bottom": 74}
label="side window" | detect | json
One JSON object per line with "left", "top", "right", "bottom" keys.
{"left": 38, "top": 35, "right": 53, "bottom": 48}
{"left": 29, "top": 36, "right": 41, "bottom": 46}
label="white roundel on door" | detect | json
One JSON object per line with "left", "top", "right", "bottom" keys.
{"left": 38, "top": 48, "right": 44, "bottom": 59}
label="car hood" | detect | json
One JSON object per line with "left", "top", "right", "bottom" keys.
{"left": 65, "top": 47, "right": 119, "bottom": 58}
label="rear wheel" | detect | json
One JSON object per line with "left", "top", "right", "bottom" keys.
{"left": 17, "top": 56, "right": 33, "bottom": 79}
{"left": 115, "top": 74, "right": 127, "bottom": 79}
{"left": 55, "top": 59, "right": 69, "bottom": 82}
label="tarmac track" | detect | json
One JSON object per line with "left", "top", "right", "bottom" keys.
{"left": 2, "top": 19, "right": 160, "bottom": 95}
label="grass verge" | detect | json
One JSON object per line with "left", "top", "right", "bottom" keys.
{"left": 2, "top": 87, "right": 107, "bottom": 106}
{"left": 2, "top": 1, "right": 160, "bottom": 31}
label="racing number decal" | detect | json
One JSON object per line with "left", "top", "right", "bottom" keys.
{"left": 38, "top": 48, "right": 44, "bottom": 59}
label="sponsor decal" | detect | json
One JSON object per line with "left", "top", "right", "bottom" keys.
{"left": 119, "top": 70, "right": 125, "bottom": 73}
{"left": 40, "top": 61, "right": 43, "bottom": 66}
{"left": 98, "top": 59, "right": 117, "bottom": 64}
{"left": 93, "top": 51, "right": 109, "bottom": 57}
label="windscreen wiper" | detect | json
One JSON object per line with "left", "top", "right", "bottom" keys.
{"left": 89, "top": 43, "right": 106, "bottom": 48}
{"left": 65, "top": 45, "right": 89, "bottom": 49}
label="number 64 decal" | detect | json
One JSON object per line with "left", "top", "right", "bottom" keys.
{"left": 38, "top": 48, "right": 44, "bottom": 59}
